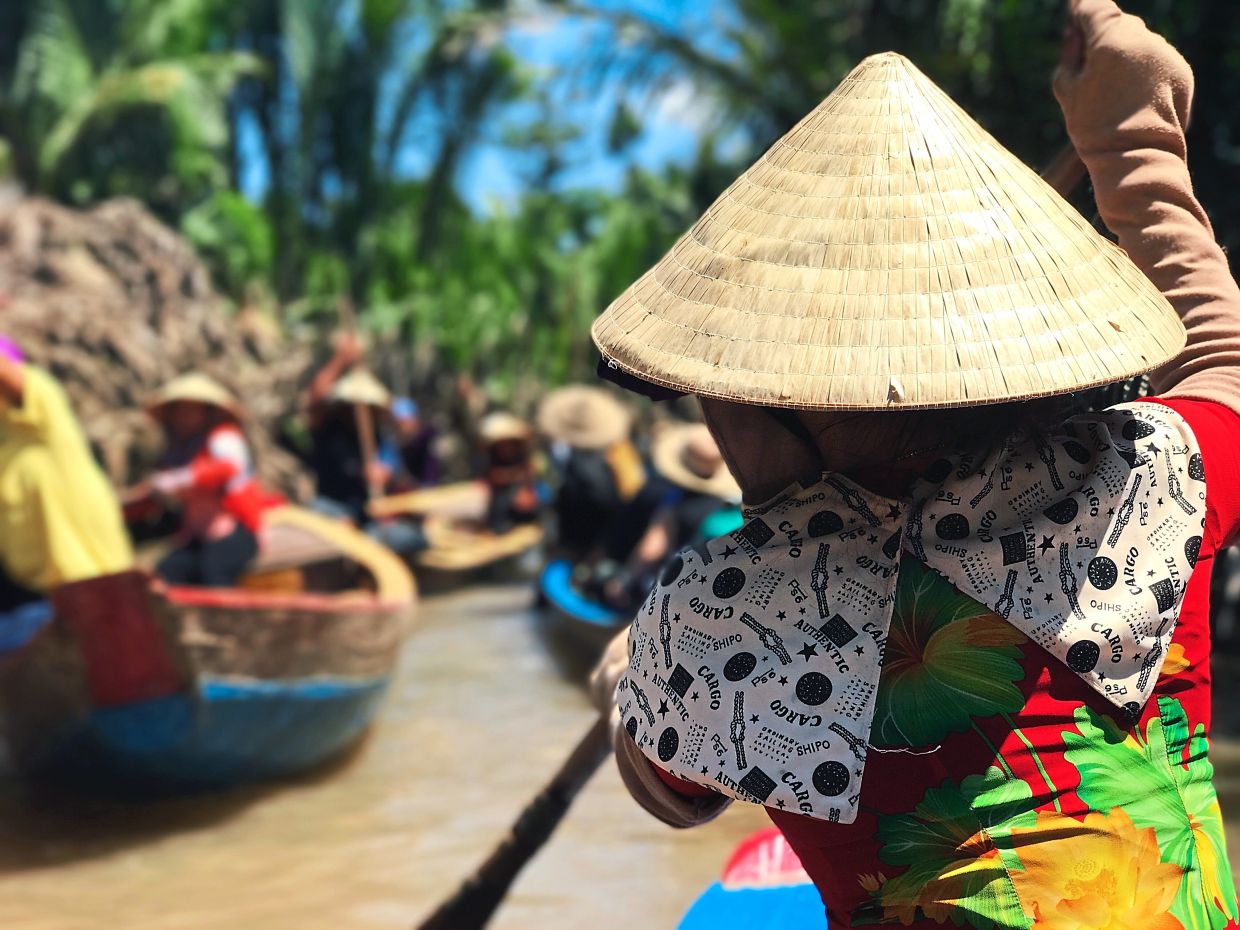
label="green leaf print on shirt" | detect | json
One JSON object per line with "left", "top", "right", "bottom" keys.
{"left": 1063, "top": 697, "right": 1238, "bottom": 930}
{"left": 872, "top": 559, "right": 1028, "bottom": 747}
{"left": 868, "top": 766, "right": 1037, "bottom": 929}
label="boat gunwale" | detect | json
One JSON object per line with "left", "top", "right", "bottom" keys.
{"left": 158, "top": 583, "right": 413, "bottom": 617}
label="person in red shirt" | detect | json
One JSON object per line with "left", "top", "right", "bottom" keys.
{"left": 138, "top": 373, "right": 274, "bottom": 588}
{"left": 591, "top": 3, "right": 1240, "bottom": 928}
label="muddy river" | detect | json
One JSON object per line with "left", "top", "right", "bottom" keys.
{"left": 0, "top": 583, "right": 768, "bottom": 929}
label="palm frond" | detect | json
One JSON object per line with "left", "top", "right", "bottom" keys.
{"left": 11, "top": 0, "right": 95, "bottom": 116}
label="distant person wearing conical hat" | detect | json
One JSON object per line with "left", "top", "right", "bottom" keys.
{"left": 304, "top": 335, "right": 426, "bottom": 556}
{"left": 0, "top": 342, "right": 132, "bottom": 609}
{"left": 537, "top": 385, "right": 645, "bottom": 560}
{"left": 479, "top": 412, "right": 541, "bottom": 534}
{"left": 604, "top": 423, "right": 739, "bottom": 611}
{"left": 591, "top": 5, "right": 1240, "bottom": 920}
{"left": 137, "top": 374, "right": 276, "bottom": 588}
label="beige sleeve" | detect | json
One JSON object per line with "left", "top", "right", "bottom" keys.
{"left": 612, "top": 724, "right": 733, "bottom": 829}
{"left": 591, "top": 630, "right": 733, "bottom": 827}
{"left": 1054, "top": 0, "right": 1240, "bottom": 414}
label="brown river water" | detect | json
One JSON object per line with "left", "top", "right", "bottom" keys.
{"left": 0, "top": 583, "right": 767, "bottom": 930}
{"left": 1, "top": 582, "right": 1238, "bottom": 929}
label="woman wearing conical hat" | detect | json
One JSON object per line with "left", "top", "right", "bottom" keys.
{"left": 600, "top": 422, "right": 742, "bottom": 612}
{"left": 538, "top": 385, "right": 646, "bottom": 560}
{"left": 594, "top": 3, "right": 1240, "bottom": 925}
{"left": 304, "top": 334, "right": 395, "bottom": 519}
{"left": 139, "top": 373, "right": 276, "bottom": 587}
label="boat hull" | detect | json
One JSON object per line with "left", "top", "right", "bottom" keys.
{"left": 679, "top": 828, "right": 824, "bottom": 929}
{"left": 538, "top": 559, "right": 627, "bottom": 654}
{"left": 0, "top": 570, "right": 411, "bottom": 789}
{"left": 34, "top": 675, "right": 391, "bottom": 786}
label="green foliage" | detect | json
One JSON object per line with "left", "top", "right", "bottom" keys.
{"left": 180, "top": 190, "right": 274, "bottom": 300}
{"left": 2, "top": 0, "right": 261, "bottom": 216}
{"left": 2, "top": 0, "right": 1238, "bottom": 397}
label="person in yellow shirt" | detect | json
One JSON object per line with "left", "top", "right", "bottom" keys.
{"left": 0, "top": 346, "right": 133, "bottom": 608}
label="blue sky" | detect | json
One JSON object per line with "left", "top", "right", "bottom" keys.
{"left": 238, "top": 0, "right": 741, "bottom": 213}
{"left": 457, "top": 0, "right": 732, "bottom": 210}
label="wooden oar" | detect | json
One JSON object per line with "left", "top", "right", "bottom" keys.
{"left": 338, "top": 297, "right": 383, "bottom": 502}
{"left": 414, "top": 716, "right": 612, "bottom": 930}
{"left": 1041, "top": 142, "right": 1088, "bottom": 198}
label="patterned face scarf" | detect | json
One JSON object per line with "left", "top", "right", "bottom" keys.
{"left": 617, "top": 403, "right": 1205, "bottom": 824}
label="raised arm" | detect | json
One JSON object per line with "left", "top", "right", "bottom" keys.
{"left": 1054, "top": 0, "right": 1240, "bottom": 413}
{"left": 0, "top": 354, "right": 25, "bottom": 409}
{"left": 305, "top": 332, "right": 365, "bottom": 429}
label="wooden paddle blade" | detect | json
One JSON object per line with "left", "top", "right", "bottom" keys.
{"left": 1041, "top": 142, "right": 1088, "bottom": 196}
{"left": 414, "top": 716, "right": 612, "bottom": 930}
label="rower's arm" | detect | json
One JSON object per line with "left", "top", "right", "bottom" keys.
{"left": 589, "top": 631, "right": 731, "bottom": 828}
{"left": 1055, "top": 0, "right": 1240, "bottom": 413}
{"left": 612, "top": 725, "right": 732, "bottom": 829}
{"left": 0, "top": 354, "right": 25, "bottom": 408}
{"left": 305, "top": 333, "right": 364, "bottom": 428}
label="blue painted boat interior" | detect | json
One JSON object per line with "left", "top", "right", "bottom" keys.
{"left": 678, "top": 881, "right": 825, "bottom": 929}
{"left": 0, "top": 600, "right": 53, "bottom": 656}
{"left": 48, "top": 675, "right": 391, "bottom": 786}
{"left": 540, "top": 559, "right": 625, "bottom": 629}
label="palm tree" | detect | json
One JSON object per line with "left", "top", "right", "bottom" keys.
{"left": 220, "top": 0, "right": 527, "bottom": 302}
{"left": 0, "top": 0, "right": 262, "bottom": 217}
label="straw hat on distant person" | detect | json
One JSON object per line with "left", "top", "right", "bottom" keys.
{"left": 537, "top": 385, "right": 631, "bottom": 450}
{"left": 652, "top": 423, "right": 741, "bottom": 500}
{"left": 329, "top": 368, "right": 392, "bottom": 410}
{"left": 479, "top": 411, "right": 533, "bottom": 445}
{"left": 147, "top": 373, "right": 243, "bottom": 422}
{"left": 591, "top": 52, "right": 1184, "bottom": 411}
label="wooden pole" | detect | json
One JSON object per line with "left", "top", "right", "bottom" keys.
{"left": 338, "top": 297, "right": 383, "bottom": 502}
{"left": 413, "top": 716, "right": 612, "bottom": 930}
{"left": 1040, "top": 142, "right": 1088, "bottom": 198}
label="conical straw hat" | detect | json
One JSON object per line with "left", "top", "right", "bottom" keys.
{"left": 147, "top": 373, "right": 243, "bottom": 421}
{"left": 591, "top": 53, "right": 1185, "bottom": 410}
{"left": 537, "top": 385, "right": 631, "bottom": 450}
{"left": 479, "top": 411, "right": 532, "bottom": 444}
{"left": 652, "top": 423, "right": 741, "bottom": 501}
{"left": 329, "top": 369, "right": 392, "bottom": 410}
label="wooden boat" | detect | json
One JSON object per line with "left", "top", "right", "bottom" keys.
{"left": 367, "top": 480, "right": 489, "bottom": 521}
{"left": 416, "top": 517, "right": 542, "bottom": 573}
{"left": 678, "top": 828, "right": 822, "bottom": 929}
{"left": 0, "top": 506, "right": 416, "bottom": 788}
{"left": 368, "top": 480, "right": 543, "bottom": 588}
{"left": 538, "top": 559, "right": 627, "bottom": 654}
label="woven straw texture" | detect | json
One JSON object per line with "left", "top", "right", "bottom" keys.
{"left": 652, "top": 423, "right": 741, "bottom": 500}
{"left": 537, "top": 384, "right": 631, "bottom": 449}
{"left": 149, "top": 372, "right": 243, "bottom": 420}
{"left": 591, "top": 52, "right": 1185, "bottom": 410}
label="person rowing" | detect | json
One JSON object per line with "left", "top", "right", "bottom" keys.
{"left": 135, "top": 374, "right": 276, "bottom": 588}
{"left": 304, "top": 336, "right": 426, "bottom": 556}
{"left": 479, "top": 412, "right": 541, "bottom": 534}
{"left": 591, "top": 3, "right": 1240, "bottom": 925}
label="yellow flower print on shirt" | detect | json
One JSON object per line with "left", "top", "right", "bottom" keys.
{"left": 1010, "top": 807, "right": 1184, "bottom": 930}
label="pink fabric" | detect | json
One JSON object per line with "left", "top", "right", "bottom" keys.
{"left": 0, "top": 336, "right": 23, "bottom": 363}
